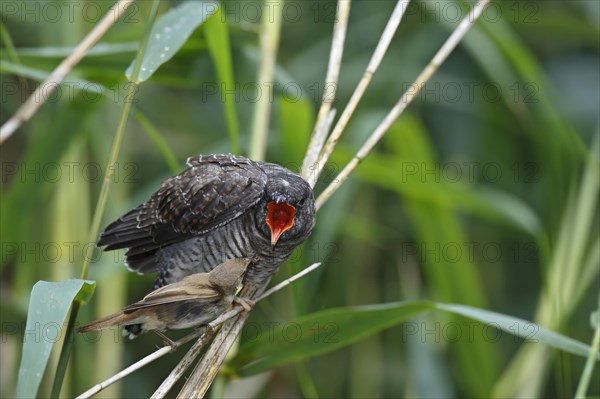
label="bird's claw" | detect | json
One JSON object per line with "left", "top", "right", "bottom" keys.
{"left": 233, "top": 297, "right": 255, "bottom": 312}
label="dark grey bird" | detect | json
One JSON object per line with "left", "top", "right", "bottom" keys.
{"left": 98, "top": 154, "right": 316, "bottom": 289}
{"left": 78, "top": 258, "right": 252, "bottom": 338}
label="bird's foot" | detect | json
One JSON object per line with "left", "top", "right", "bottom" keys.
{"left": 233, "top": 297, "right": 255, "bottom": 312}
{"left": 153, "top": 330, "right": 176, "bottom": 348}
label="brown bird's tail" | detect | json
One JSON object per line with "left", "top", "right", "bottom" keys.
{"left": 77, "top": 311, "right": 138, "bottom": 333}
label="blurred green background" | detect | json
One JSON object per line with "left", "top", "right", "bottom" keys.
{"left": 1, "top": 0, "right": 598, "bottom": 398}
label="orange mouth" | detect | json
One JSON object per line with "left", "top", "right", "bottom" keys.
{"left": 266, "top": 202, "right": 296, "bottom": 245}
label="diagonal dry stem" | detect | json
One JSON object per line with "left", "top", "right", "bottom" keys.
{"left": 309, "top": 0, "right": 411, "bottom": 187}
{"left": 255, "top": 262, "right": 322, "bottom": 301}
{"left": 76, "top": 346, "right": 171, "bottom": 399}
{"left": 302, "top": 108, "right": 336, "bottom": 183}
{"left": 315, "top": 0, "right": 491, "bottom": 210}
{"left": 302, "top": 0, "right": 351, "bottom": 180}
{"left": 0, "top": 0, "right": 135, "bottom": 144}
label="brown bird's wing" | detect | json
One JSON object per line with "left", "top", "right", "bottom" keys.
{"left": 78, "top": 311, "right": 140, "bottom": 332}
{"left": 122, "top": 276, "right": 222, "bottom": 313}
{"left": 97, "top": 154, "right": 268, "bottom": 273}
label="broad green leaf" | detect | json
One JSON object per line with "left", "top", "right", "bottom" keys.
{"left": 16, "top": 279, "right": 95, "bottom": 399}
{"left": 205, "top": 6, "right": 240, "bottom": 153}
{"left": 126, "top": 1, "right": 219, "bottom": 82}
{"left": 434, "top": 303, "right": 600, "bottom": 361}
{"left": 232, "top": 301, "right": 599, "bottom": 378}
{"left": 233, "top": 301, "right": 433, "bottom": 376}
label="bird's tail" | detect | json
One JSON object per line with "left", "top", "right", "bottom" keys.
{"left": 77, "top": 311, "right": 139, "bottom": 333}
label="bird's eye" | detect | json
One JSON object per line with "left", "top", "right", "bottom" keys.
{"left": 297, "top": 199, "right": 306, "bottom": 207}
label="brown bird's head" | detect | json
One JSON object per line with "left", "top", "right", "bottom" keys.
{"left": 257, "top": 169, "right": 316, "bottom": 248}
{"left": 208, "top": 258, "right": 252, "bottom": 293}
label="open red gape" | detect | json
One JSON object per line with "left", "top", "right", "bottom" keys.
{"left": 266, "top": 202, "right": 296, "bottom": 245}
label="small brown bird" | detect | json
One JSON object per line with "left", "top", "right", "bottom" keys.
{"left": 78, "top": 258, "right": 252, "bottom": 338}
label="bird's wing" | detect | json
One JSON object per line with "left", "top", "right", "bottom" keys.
{"left": 123, "top": 279, "right": 222, "bottom": 313}
{"left": 97, "top": 154, "right": 268, "bottom": 273}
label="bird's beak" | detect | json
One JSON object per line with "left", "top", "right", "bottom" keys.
{"left": 266, "top": 202, "right": 296, "bottom": 246}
